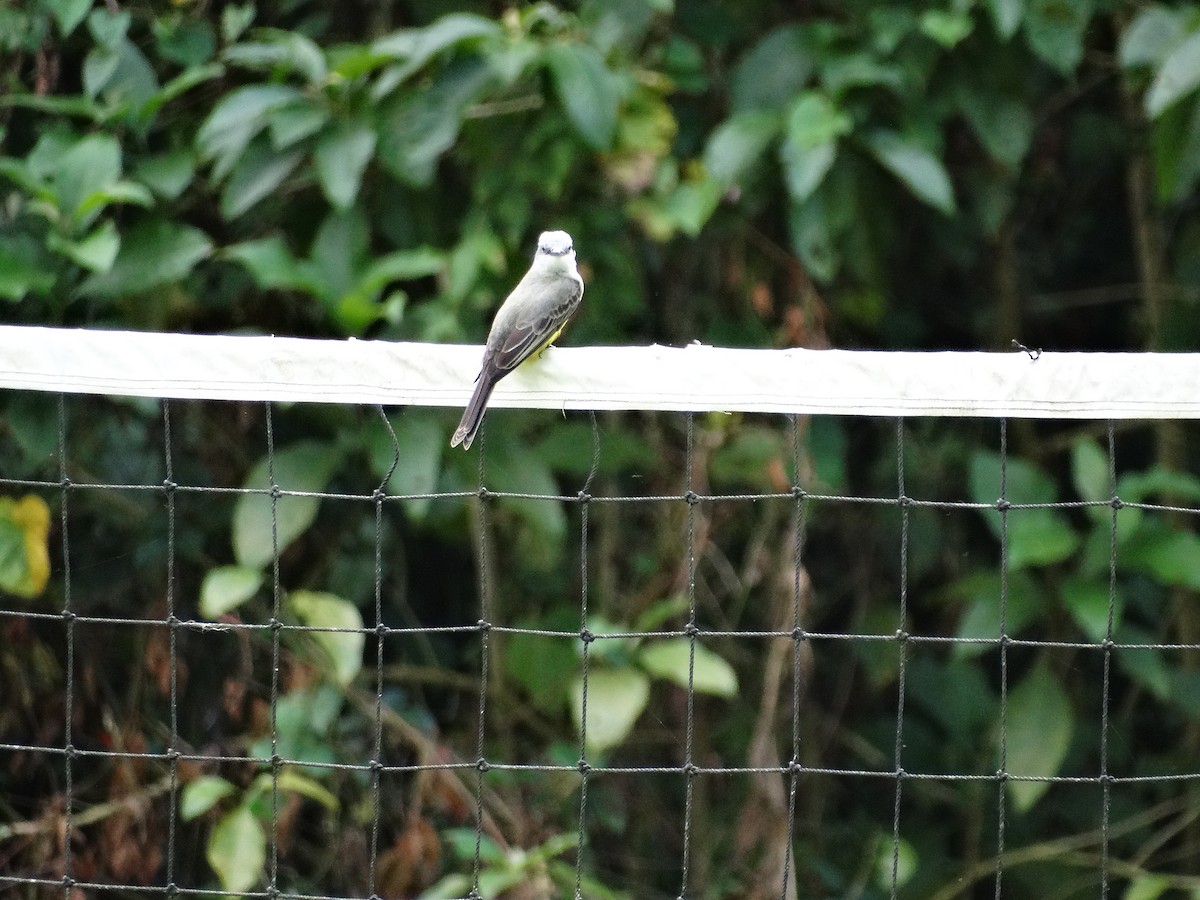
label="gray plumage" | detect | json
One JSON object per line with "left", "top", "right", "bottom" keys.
{"left": 451, "top": 230, "right": 584, "bottom": 449}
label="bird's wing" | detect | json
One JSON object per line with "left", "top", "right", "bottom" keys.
{"left": 489, "top": 276, "right": 583, "bottom": 375}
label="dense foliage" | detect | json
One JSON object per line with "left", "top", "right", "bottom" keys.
{"left": 3, "top": 0, "right": 1200, "bottom": 897}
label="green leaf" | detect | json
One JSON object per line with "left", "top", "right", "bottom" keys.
{"left": 633, "top": 172, "right": 722, "bottom": 239}
{"left": 584, "top": 0, "right": 661, "bottom": 54}
{"left": 87, "top": 8, "right": 130, "bottom": 48}
{"left": 140, "top": 62, "right": 225, "bottom": 123}
{"left": 83, "top": 46, "right": 121, "bottom": 100}
{"left": 1151, "top": 95, "right": 1200, "bottom": 203}
{"left": 710, "top": 425, "right": 787, "bottom": 491}
{"left": 1009, "top": 510, "right": 1080, "bottom": 569}
{"left": 268, "top": 100, "right": 330, "bottom": 148}
{"left": 336, "top": 246, "right": 443, "bottom": 330}
{"left": 810, "top": 417, "right": 848, "bottom": 490}
{"left": 908, "top": 657, "right": 996, "bottom": 738}
{"left": 545, "top": 43, "right": 619, "bottom": 151}
{"left": 537, "top": 421, "right": 657, "bottom": 479}
{"left": 1061, "top": 576, "right": 1120, "bottom": 642}
{"left": 0, "top": 236, "right": 55, "bottom": 301}
{"left": 788, "top": 194, "right": 840, "bottom": 283}
{"left": 576, "top": 616, "right": 637, "bottom": 664}
{"left": 249, "top": 685, "right": 341, "bottom": 766}
{"left": 310, "top": 207, "right": 369, "bottom": 299}
{"left": 79, "top": 220, "right": 211, "bottom": 297}
{"left": 439, "top": 219, "right": 503, "bottom": 301}
{"left": 864, "top": 129, "right": 956, "bottom": 215}
{"left": 47, "top": 0, "right": 92, "bottom": 36}
{"left": 969, "top": 447, "right": 1084, "bottom": 568}
{"left": 780, "top": 92, "right": 850, "bottom": 201}
{"left": 783, "top": 91, "right": 853, "bottom": 148}
{"left": 821, "top": 53, "right": 906, "bottom": 95}
{"left": 224, "top": 235, "right": 325, "bottom": 295}
{"left": 219, "top": 141, "right": 303, "bottom": 218}
{"left": 207, "top": 805, "right": 265, "bottom": 894}
{"left": 331, "top": 243, "right": 439, "bottom": 336}
{"left": 197, "top": 84, "right": 303, "bottom": 179}
{"left": 1023, "top": 0, "right": 1092, "bottom": 77}
{"left": 703, "top": 110, "right": 780, "bottom": 187}
{"left": 950, "top": 570, "right": 1041, "bottom": 655}
{"left": 1146, "top": 31, "right": 1200, "bottom": 118}
{"left": 1070, "top": 437, "right": 1109, "bottom": 504}
{"left": 638, "top": 639, "right": 738, "bottom": 697}
{"left": 499, "top": 33, "right": 555, "bottom": 89}
{"left": 74, "top": 180, "right": 153, "bottom": 221}
{"left": 154, "top": 17, "right": 217, "bottom": 67}
{"left": 180, "top": 776, "right": 236, "bottom": 821}
{"left": 329, "top": 46, "right": 393, "bottom": 81}
{"left": 920, "top": 10, "right": 973, "bottom": 48}
{"left": 54, "top": 133, "right": 121, "bottom": 227}
{"left": 199, "top": 565, "right": 264, "bottom": 618}
{"left": 987, "top": 0, "right": 1025, "bottom": 39}
{"left": 223, "top": 29, "right": 327, "bottom": 83}
{"left": 288, "top": 590, "right": 364, "bottom": 687}
{"left": 134, "top": 149, "right": 197, "bottom": 200}
{"left": 1122, "top": 522, "right": 1200, "bottom": 589}
{"left": 1118, "top": 466, "right": 1200, "bottom": 503}
{"left": 524, "top": 831, "right": 579, "bottom": 866}
{"left": 731, "top": 25, "right": 813, "bottom": 114}
{"left": 88, "top": 38, "right": 160, "bottom": 113}
{"left": 482, "top": 432, "right": 568, "bottom": 569}
{"left": 1005, "top": 660, "right": 1074, "bottom": 812}
{"left": 47, "top": 221, "right": 118, "bottom": 272}
{"left": 278, "top": 770, "right": 338, "bottom": 809}
{"left": 969, "top": 449, "right": 1058, "bottom": 511}
{"left": 958, "top": 91, "right": 1035, "bottom": 170}
{"left": 371, "top": 13, "right": 501, "bottom": 92}
{"left": 1123, "top": 874, "right": 1172, "bottom": 900}
{"left": 357, "top": 247, "right": 442, "bottom": 292}
{"left": 873, "top": 834, "right": 917, "bottom": 891}
{"left": 1117, "top": 626, "right": 1171, "bottom": 699}
{"left": 28, "top": 129, "right": 80, "bottom": 171}
{"left": 1075, "top": 526, "right": 1109, "bottom": 579}
{"left": 1119, "top": 6, "right": 1188, "bottom": 69}
{"left": 376, "top": 57, "right": 491, "bottom": 187}
{"left": 221, "top": 4, "right": 256, "bottom": 44}
{"left": 232, "top": 441, "right": 342, "bottom": 569}
{"left": 505, "top": 623, "right": 580, "bottom": 711}
{"left": 250, "top": 768, "right": 338, "bottom": 810}
{"left": 972, "top": 173, "right": 1018, "bottom": 238}
{"left": 314, "top": 121, "right": 377, "bottom": 210}
{"left": 570, "top": 667, "right": 650, "bottom": 755}
{"left": 0, "top": 156, "right": 49, "bottom": 199}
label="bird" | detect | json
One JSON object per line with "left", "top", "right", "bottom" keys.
{"left": 450, "top": 230, "right": 585, "bottom": 450}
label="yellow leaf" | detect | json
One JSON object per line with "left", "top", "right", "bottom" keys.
{"left": 0, "top": 495, "right": 52, "bottom": 598}
{"left": 13, "top": 495, "right": 51, "bottom": 596}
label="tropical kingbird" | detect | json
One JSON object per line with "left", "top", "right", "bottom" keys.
{"left": 450, "top": 230, "right": 585, "bottom": 449}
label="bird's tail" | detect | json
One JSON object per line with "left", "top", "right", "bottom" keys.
{"left": 450, "top": 375, "right": 498, "bottom": 449}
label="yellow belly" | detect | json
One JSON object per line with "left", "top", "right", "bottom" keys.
{"left": 523, "top": 324, "right": 566, "bottom": 366}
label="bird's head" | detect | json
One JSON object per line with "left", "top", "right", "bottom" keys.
{"left": 533, "top": 230, "right": 577, "bottom": 273}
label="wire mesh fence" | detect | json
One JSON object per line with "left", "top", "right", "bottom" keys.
{"left": 1, "top": 386, "right": 1199, "bottom": 899}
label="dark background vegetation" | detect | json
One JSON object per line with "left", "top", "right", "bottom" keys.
{"left": 2, "top": 0, "right": 1200, "bottom": 897}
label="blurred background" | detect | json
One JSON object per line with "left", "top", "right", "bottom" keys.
{"left": 2, "top": 0, "right": 1200, "bottom": 897}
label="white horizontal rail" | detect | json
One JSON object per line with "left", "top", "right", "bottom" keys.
{"left": 0, "top": 326, "right": 1198, "bottom": 418}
